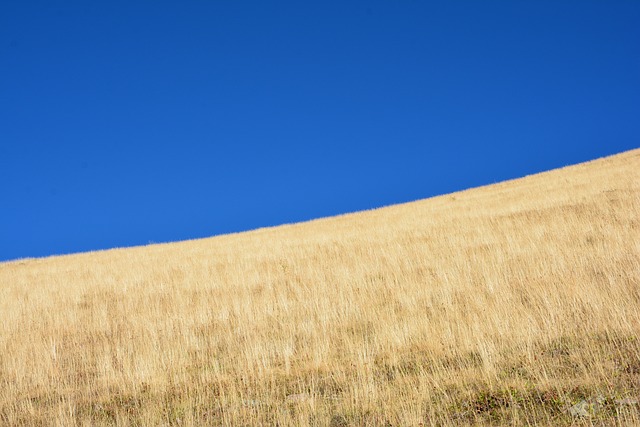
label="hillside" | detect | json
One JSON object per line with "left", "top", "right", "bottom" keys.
{"left": 1, "top": 149, "right": 639, "bottom": 426}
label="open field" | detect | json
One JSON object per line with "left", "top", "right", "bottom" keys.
{"left": 1, "top": 149, "right": 639, "bottom": 426}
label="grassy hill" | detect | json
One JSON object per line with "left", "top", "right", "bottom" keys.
{"left": 1, "top": 149, "right": 639, "bottom": 426}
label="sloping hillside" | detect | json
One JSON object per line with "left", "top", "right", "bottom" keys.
{"left": 1, "top": 149, "right": 639, "bottom": 426}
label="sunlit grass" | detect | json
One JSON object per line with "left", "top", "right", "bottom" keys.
{"left": 1, "top": 149, "right": 639, "bottom": 425}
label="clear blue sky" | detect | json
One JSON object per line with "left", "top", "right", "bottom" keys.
{"left": 1, "top": 1, "right": 639, "bottom": 261}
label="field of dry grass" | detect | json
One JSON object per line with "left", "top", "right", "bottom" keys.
{"left": 1, "top": 149, "right": 639, "bottom": 426}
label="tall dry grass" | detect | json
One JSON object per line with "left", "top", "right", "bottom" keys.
{"left": 1, "top": 149, "right": 639, "bottom": 426}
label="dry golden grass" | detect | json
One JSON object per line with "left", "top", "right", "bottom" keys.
{"left": 1, "top": 149, "right": 639, "bottom": 426}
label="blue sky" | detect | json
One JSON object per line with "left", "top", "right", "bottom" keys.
{"left": 1, "top": 1, "right": 639, "bottom": 261}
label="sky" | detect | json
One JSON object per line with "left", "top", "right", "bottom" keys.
{"left": 1, "top": 1, "right": 639, "bottom": 262}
